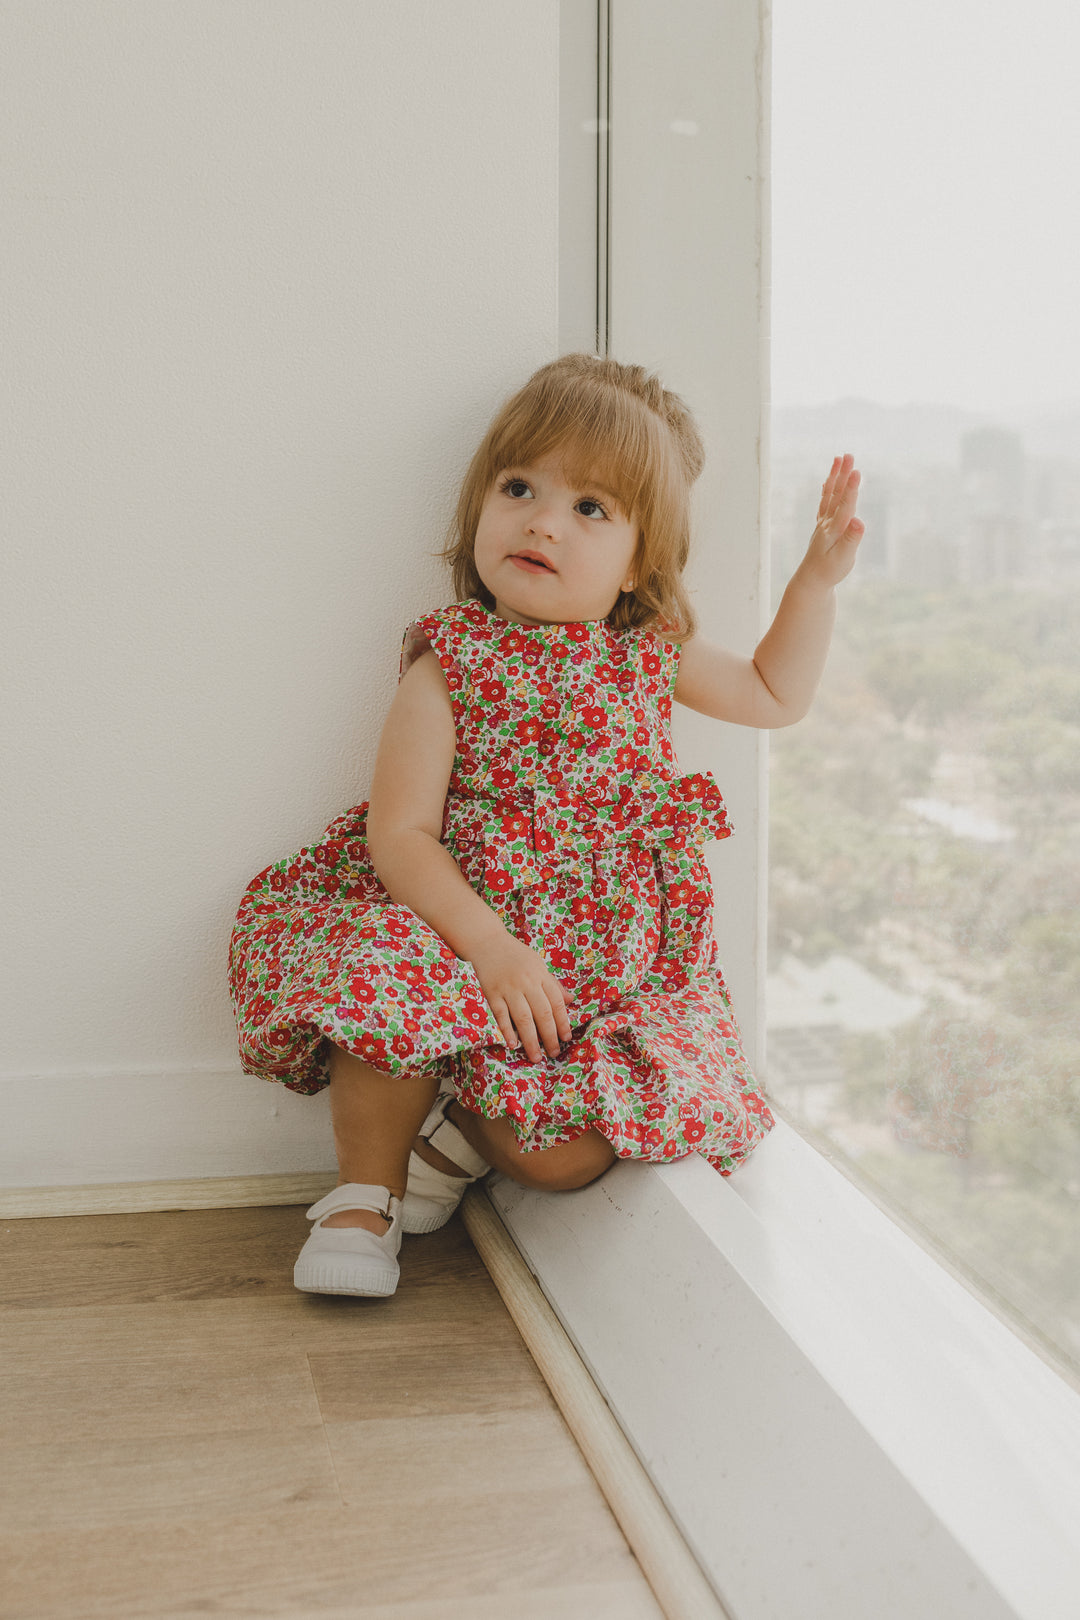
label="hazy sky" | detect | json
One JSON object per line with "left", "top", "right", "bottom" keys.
{"left": 771, "top": 0, "right": 1080, "bottom": 414}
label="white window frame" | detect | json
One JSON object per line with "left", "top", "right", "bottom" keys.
{"left": 541, "top": 5, "right": 1080, "bottom": 1617}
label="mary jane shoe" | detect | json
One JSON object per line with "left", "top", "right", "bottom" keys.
{"left": 294, "top": 1183, "right": 403, "bottom": 1297}
{"left": 401, "top": 1092, "right": 491, "bottom": 1234}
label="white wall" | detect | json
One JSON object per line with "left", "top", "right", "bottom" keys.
{"left": 2, "top": 0, "right": 563, "bottom": 1187}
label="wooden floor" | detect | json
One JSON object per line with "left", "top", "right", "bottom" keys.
{"left": 0, "top": 1203, "right": 662, "bottom": 1619}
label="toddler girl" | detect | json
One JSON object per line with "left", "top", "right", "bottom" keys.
{"left": 228, "top": 353, "right": 863, "bottom": 1297}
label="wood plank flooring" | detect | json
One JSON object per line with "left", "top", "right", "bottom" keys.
{"left": 0, "top": 1204, "right": 662, "bottom": 1619}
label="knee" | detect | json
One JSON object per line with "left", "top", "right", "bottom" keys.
{"left": 510, "top": 1136, "right": 616, "bottom": 1193}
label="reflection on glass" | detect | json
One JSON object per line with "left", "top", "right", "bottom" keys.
{"left": 767, "top": 408, "right": 1080, "bottom": 1380}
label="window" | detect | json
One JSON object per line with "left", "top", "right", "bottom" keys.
{"left": 768, "top": 0, "right": 1080, "bottom": 1385}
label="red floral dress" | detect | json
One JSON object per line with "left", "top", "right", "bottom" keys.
{"left": 228, "top": 599, "right": 774, "bottom": 1174}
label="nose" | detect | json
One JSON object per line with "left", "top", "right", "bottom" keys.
{"left": 526, "top": 500, "right": 561, "bottom": 542}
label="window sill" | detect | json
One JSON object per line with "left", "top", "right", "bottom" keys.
{"left": 486, "top": 1120, "right": 1080, "bottom": 1620}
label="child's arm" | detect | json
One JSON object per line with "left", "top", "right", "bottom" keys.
{"left": 674, "top": 453, "right": 864, "bottom": 727}
{"left": 365, "top": 651, "right": 573, "bottom": 1063}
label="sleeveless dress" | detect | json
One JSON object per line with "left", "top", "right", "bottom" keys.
{"left": 228, "top": 599, "right": 774, "bottom": 1175}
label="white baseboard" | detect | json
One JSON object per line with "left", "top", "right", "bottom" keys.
{"left": 0, "top": 1171, "right": 337, "bottom": 1219}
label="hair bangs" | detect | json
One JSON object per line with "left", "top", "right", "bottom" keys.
{"left": 489, "top": 375, "right": 659, "bottom": 524}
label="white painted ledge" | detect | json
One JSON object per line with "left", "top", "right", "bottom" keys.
{"left": 487, "top": 1120, "right": 1080, "bottom": 1620}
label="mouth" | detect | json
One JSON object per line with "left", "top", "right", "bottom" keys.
{"left": 510, "top": 551, "right": 557, "bottom": 574}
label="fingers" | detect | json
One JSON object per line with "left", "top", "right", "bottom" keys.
{"left": 820, "top": 453, "right": 853, "bottom": 504}
{"left": 522, "top": 978, "right": 574, "bottom": 1062}
{"left": 820, "top": 454, "right": 842, "bottom": 501}
{"left": 509, "top": 998, "right": 558, "bottom": 1063}
{"left": 837, "top": 467, "right": 861, "bottom": 527}
{"left": 471, "top": 939, "right": 577, "bottom": 1064}
{"left": 490, "top": 999, "right": 522, "bottom": 1054}
{"left": 492, "top": 979, "right": 573, "bottom": 1063}
{"left": 819, "top": 454, "right": 861, "bottom": 530}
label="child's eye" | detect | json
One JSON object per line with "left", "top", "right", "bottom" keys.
{"left": 576, "top": 497, "right": 609, "bottom": 520}
{"left": 498, "top": 473, "right": 608, "bottom": 518}
{"left": 497, "top": 476, "right": 610, "bottom": 520}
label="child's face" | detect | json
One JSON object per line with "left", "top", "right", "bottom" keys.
{"left": 473, "top": 454, "right": 638, "bottom": 625}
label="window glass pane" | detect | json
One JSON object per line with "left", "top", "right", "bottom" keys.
{"left": 769, "top": 0, "right": 1080, "bottom": 1382}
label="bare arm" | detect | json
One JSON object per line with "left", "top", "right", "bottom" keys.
{"left": 674, "top": 454, "right": 864, "bottom": 727}
{"left": 365, "top": 650, "right": 504, "bottom": 959}
{"left": 365, "top": 649, "right": 572, "bottom": 1060}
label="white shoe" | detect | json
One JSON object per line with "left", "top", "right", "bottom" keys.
{"left": 294, "top": 1183, "right": 403, "bottom": 1296}
{"left": 401, "top": 1092, "right": 491, "bottom": 1234}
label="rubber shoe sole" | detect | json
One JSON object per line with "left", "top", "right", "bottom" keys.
{"left": 295, "top": 1184, "right": 403, "bottom": 1297}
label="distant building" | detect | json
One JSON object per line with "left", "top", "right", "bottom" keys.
{"left": 960, "top": 426, "right": 1025, "bottom": 516}
{"left": 959, "top": 427, "right": 1027, "bottom": 583}
{"left": 873, "top": 464, "right": 964, "bottom": 586}
{"left": 890, "top": 524, "right": 961, "bottom": 588}
{"left": 770, "top": 405, "right": 1080, "bottom": 589}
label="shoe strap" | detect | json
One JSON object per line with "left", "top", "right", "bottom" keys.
{"left": 306, "top": 1183, "right": 400, "bottom": 1225}
{"left": 424, "top": 1113, "right": 490, "bottom": 1179}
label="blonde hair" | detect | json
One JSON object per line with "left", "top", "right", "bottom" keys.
{"left": 441, "top": 353, "right": 705, "bottom": 637}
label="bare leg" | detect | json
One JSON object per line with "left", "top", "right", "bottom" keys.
{"left": 447, "top": 1099, "right": 616, "bottom": 1191}
{"left": 323, "top": 1044, "right": 438, "bottom": 1232}
{"left": 324, "top": 1042, "right": 615, "bottom": 1234}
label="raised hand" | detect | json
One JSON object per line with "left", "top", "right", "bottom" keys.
{"left": 467, "top": 931, "right": 575, "bottom": 1063}
{"left": 803, "top": 453, "right": 865, "bottom": 587}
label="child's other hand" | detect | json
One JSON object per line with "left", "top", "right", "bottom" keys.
{"left": 801, "top": 453, "right": 865, "bottom": 587}
{"left": 467, "top": 932, "right": 575, "bottom": 1063}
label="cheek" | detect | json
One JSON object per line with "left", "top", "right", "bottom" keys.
{"left": 472, "top": 541, "right": 495, "bottom": 585}
{"left": 472, "top": 520, "right": 497, "bottom": 565}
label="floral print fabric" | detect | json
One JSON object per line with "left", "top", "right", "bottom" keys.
{"left": 228, "top": 599, "right": 774, "bottom": 1174}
